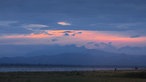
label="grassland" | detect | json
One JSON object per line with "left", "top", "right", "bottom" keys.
{"left": 0, "top": 70, "right": 146, "bottom": 82}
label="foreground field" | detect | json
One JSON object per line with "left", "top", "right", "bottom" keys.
{"left": 0, "top": 70, "right": 146, "bottom": 82}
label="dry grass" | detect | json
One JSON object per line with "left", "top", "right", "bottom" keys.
{"left": 0, "top": 70, "right": 146, "bottom": 82}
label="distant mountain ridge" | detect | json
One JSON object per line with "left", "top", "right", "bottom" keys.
{"left": 0, "top": 45, "right": 146, "bottom": 66}
{"left": 1, "top": 45, "right": 146, "bottom": 57}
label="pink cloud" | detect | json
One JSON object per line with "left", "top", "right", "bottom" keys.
{"left": 57, "top": 22, "right": 71, "bottom": 26}
{"left": 1, "top": 30, "right": 146, "bottom": 48}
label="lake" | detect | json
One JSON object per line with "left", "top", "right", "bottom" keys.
{"left": 0, "top": 67, "right": 135, "bottom": 72}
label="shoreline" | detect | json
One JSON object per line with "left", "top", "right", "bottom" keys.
{"left": 0, "top": 66, "right": 145, "bottom": 72}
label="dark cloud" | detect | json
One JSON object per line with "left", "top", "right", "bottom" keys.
{"left": 72, "top": 34, "right": 75, "bottom": 36}
{"left": 130, "top": 35, "right": 141, "bottom": 38}
{"left": 47, "top": 33, "right": 54, "bottom": 36}
{"left": 64, "top": 33, "right": 69, "bottom": 36}
{"left": 86, "top": 42, "right": 114, "bottom": 48}
{"left": 51, "top": 38, "right": 58, "bottom": 42}
{"left": 87, "top": 42, "right": 95, "bottom": 44}
{"left": 63, "top": 31, "right": 73, "bottom": 33}
{"left": 77, "top": 32, "right": 82, "bottom": 34}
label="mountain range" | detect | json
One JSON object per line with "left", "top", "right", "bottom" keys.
{"left": 0, "top": 45, "right": 146, "bottom": 66}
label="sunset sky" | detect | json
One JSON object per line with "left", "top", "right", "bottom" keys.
{"left": 0, "top": 0, "right": 146, "bottom": 57}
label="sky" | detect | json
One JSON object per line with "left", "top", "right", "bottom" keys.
{"left": 0, "top": 0, "right": 146, "bottom": 56}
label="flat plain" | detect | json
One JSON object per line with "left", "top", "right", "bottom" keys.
{"left": 0, "top": 70, "right": 146, "bottom": 82}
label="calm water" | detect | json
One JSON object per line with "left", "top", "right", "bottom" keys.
{"left": 0, "top": 67, "right": 134, "bottom": 72}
